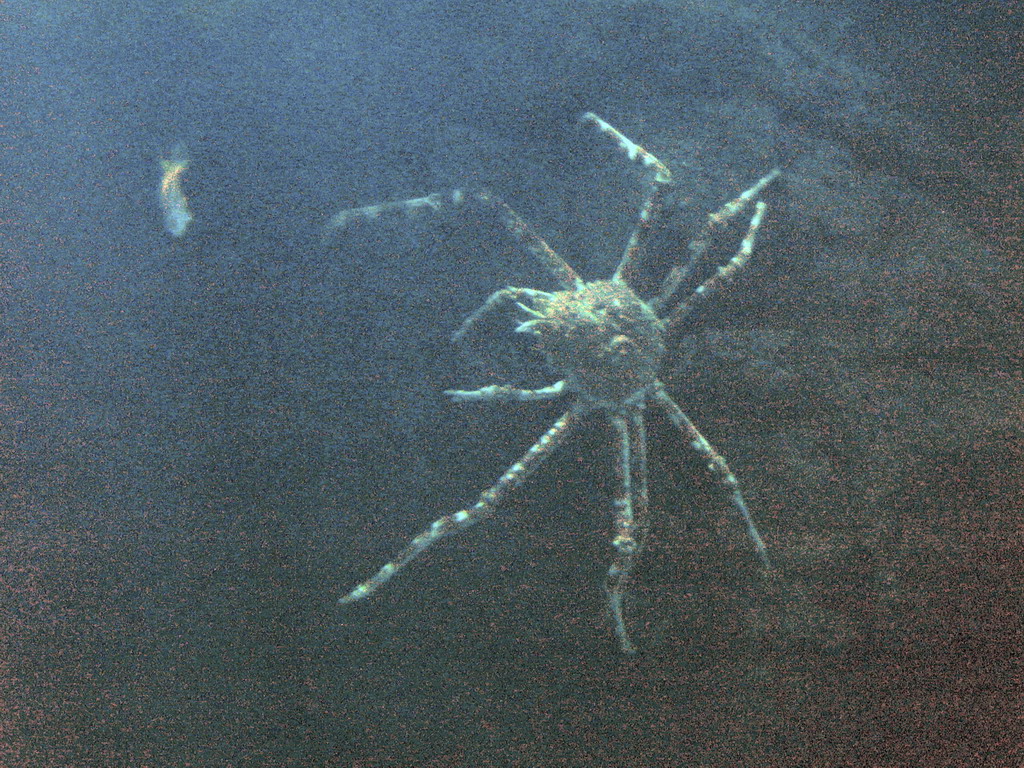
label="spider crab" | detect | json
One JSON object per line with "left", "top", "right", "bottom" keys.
{"left": 332, "top": 113, "right": 780, "bottom": 653}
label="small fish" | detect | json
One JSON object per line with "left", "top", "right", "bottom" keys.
{"left": 159, "top": 142, "right": 193, "bottom": 237}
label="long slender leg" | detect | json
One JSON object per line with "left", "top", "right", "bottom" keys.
{"left": 324, "top": 191, "right": 464, "bottom": 235}
{"left": 656, "top": 168, "right": 780, "bottom": 312}
{"left": 339, "top": 409, "right": 580, "bottom": 604}
{"left": 325, "top": 188, "right": 582, "bottom": 290}
{"left": 579, "top": 112, "right": 674, "bottom": 286}
{"left": 652, "top": 385, "right": 771, "bottom": 569}
{"left": 604, "top": 409, "right": 654, "bottom": 654}
{"left": 605, "top": 413, "right": 638, "bottom": 653}
{"left": 579, "top": 112, "right": 672, "bottom": 184}
{"left": 662, "top": 200, "right": 769, "bottom": 333}
{"left": 471, "top": 190, "right": 583, "bottom": 290}
{"left": 445, "top": 381, "right": 566, "bottom": 403}
{"left": 607, "top": 414, "right": 638, "bottom": 556}
{"left": 451, "top": 286, "right": 556, "bottom": 343}
{"left": 627, "top": 409, "right": 652, "bottom": 560}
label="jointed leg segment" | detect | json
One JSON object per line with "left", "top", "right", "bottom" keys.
{"left": 579, "top": 112, "right": 675, "bottom": 285}
{"left": 472, "top": 190, "right": 584, "bottom": 290}
{"left": 324, "top": 191, "right": 463, "bottom": 234}
{"left": 605, "top": 411, "right": 648, "bottom": 654}
{"left": 339, "top": 409, "right": 580, "bottom": 605}
{"left": 451, "top": 287, "right": 557, "bottom": 343}
{"left": 663, "top": 199, "right": 770, "bottom": 330}
{"left": 327, "top": 188, "right": 583, "bottom": 290}
{"left": 652, "top": 385, "right": 771, "bottom": 569}
{"left": 656, "top": 168, "right": 780, "bottom": 314}
{"left": 445, "top": 381, "right": 566, "bottom": 403}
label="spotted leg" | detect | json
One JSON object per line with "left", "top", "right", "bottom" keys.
{"left": 652, "top": 384, "right": 771, "bottom": 569}
{"left": 339, "top": 409, "right": 580, "bottom": 605}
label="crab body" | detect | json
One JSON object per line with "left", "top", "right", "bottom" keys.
{"left": 527, "top": 280, "right": 665, "bottom": 407}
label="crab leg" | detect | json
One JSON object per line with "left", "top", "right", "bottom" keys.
{"left": 324, "top": 191, "right": 463, "bottom": 235}
{"left": 604, "top": 409, "right": 653, "bottom": 653}
{"left": 606, "top": 413, "right": 637, "bottom": 653}
{"left": 628, "top": 409, "right": 652, "bottom": 562}
{"left": 471, "top": 190, "right": 583, "bottom": 290}
{"left": 657, "top": 168, "right": 780, "bottom": 312}
{"left": 327, "top": 188, "right": 582, "bottom": 290}
{"left": 579, "top": 112, "right": 675, "bottom": 286}
{"left": 580, "top": 112, "right": 672, "bottom": 184}
{"left": 451, "top": 286, "right": 557, "bottom": 343}
{"left": 445, "top": 381, "right": 566, "bottom": 403}
{"left": 339, "top": 409, "right": 580, "bottom": 605}
{"left": 662, "top": 200, "right": 770, "bottom": 332}
{"left": 652, "top": 385, "right": 771, "bottom": 569}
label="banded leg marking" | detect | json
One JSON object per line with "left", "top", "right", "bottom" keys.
{"left": 614, "top": 176, "right": 673, "bottom": 287}
{"left": 339, "top": 409, "right": 580, "bottom": 604}
{"left": 657, "top": 168, "right": 780, "bottom": 311}
{"left": 472, "top": 190, "right": 583, "bottom": 290}
{"left": 663, "top": 200, "right": 769, "bottom": 331}
{"left": 579, "top": 112, "right": 672, "bottom": 184}
{"left": 705, "top": 168, "right": 780, "bottom": 229}
{"left": 608, "top": 414, "right": 637, "bottom": 555}
{"left": 579, "top": 112, "right": 675, "bottom": 285}
{"left": 606, "top": 413, "right": 637, "bottom": 653}
{"left": 653, "top": 386, "right": 771, "bottom": 569}
{"left": 445, "top": 381, "right": 566, "bottom": 403}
